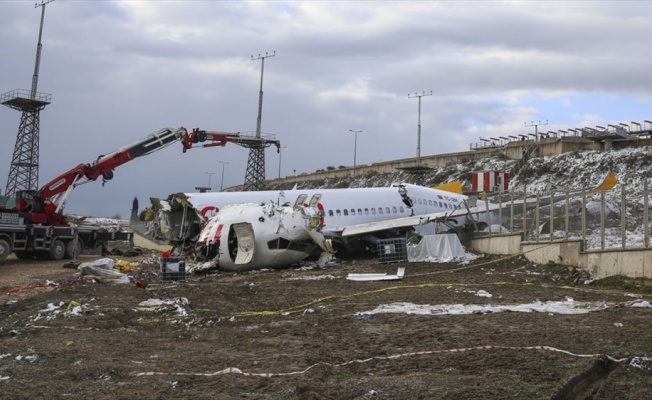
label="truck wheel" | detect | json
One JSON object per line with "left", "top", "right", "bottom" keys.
{"left": 64, "top": 239, "right": 83, "bottom": 259}
{"left": 0, "top": 239, "right": 10, "bottom": 261}
{"left": 48, "top": 239, "right": 66, "bottom": 260}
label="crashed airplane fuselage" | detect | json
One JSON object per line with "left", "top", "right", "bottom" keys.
{"left": 131, "top": 183, "right": 486, "bottom": 271}
{"left": 192, "top": 199, "right": 334, "bottom": 272}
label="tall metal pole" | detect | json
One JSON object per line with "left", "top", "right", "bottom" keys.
{"left": 408, "top": 91, "right": 432, "bottom": 165}
{"left": 349, "top": 130, "right": 362, "bottom": 175}
{"left": 205, "top": 172, "right": 215, "bottom": 190}
{"left": 278, "top": 146, "right": 286, "bottom": 179}
{"left": 31, "top": 1, "right": 53, "bottom": 99}
{"left": 244, "top": 51, "right": 275, "bottom": 191}
{"left": 525, "top": 120, "right": 548, "bottom": 142}
{"left": 219, "top": 161, "right": 229, "bottom": 192}
{"left": 252, "top": 51, "right": 275, "bottom": 139}
{"left": 3, "top": 0, "right": 54, "bottom": 195}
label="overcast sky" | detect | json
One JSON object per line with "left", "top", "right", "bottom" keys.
{"left": 2, "top": 0, "right": 652, "bottom": 218}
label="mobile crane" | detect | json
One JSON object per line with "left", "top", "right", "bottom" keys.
{"left": 0, "top": 127, "right": 280, "bottom": 261}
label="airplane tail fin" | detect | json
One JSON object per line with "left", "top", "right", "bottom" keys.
{"left": 433, "top": 181, "right": 463, "bottom": 195}
{"left": 590, "top": 171, "right": 618, "bottom": 193}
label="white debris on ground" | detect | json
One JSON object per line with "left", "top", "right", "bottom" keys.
{"left": 289, "top": 274, "right": 337, "bottom": 281}
{"left": 355, "top": 298, "right": 614, "bottom": 316}
{"left": 137, "top": 298, "right": 190, "bottom": 316}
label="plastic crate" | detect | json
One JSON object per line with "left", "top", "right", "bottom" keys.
{"left": 161, "top": 256, "right": 186, "bottom": 282}
{"left": 377, "top": 238, "right": 407, "bottom": 264}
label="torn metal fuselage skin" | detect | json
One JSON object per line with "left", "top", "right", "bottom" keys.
{"left": 194, "top": 202, "right": 327, "bottom": 272}
{"left": 131, "top": 193, "right": 332, "bottom": 272}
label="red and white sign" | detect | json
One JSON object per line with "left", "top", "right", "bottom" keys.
{"left": 471, "top": 171, "right": 509, "bottom": 192}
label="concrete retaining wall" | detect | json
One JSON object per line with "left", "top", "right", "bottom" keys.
{"left": 471, "top": 234, "right": 652, "bottom": 279}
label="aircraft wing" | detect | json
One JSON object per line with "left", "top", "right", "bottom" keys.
{"left": 337, "top": 194, "right": 568, "bottom": 238}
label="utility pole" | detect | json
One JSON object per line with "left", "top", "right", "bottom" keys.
{"left": 2, "top": 0, "right": 54, "bottom": 196}
{"left": 349, "top": 130, "right": 362, "bottom": 175}
{"left": 408, "top": 91, "right": 432, "bottom": 166}
{"left": 525, "top": 120, "right": 548, "bottom": 142}
{"left": 205, "top": 172, "right": 215, "bottom": 190}
{"left": 219, "top": 161, "right": 229, "bottom": 192}
{"left": 278, "top": 146, "right": 286, "bottom": 179}
{"left": 244, "top": 51, "right": 276, "bottom": 191}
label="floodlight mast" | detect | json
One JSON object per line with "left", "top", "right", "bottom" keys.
{"left": 3, "top": 0, "right": 54, "bottom": 196}
{"left": 31, "top": 0, "right": 53, "bottom": 99}
{"left": 525, "top": 120, "right": 549, "bottom": 142}
{"left": 408, "top": 90, "right": 432, "bottom": 166}
{"left": 243, "top": 51, "right": 276, "bottom": 191}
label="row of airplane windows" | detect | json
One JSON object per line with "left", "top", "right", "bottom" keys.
{"left": 417, "top": 198, "right": 459, "bottom": 209}
{"left": 325, "top": 197, "right": 460, "bottom": 218}
{"left": 327, "top": 206, "right": 406, "bottom": 217}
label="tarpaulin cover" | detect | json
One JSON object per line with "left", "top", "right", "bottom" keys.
{"left": 407, "top": 234, "right": 477, "bottom": 263}
{"left": 78, "top": 258, "right": 130, "bottom": 284}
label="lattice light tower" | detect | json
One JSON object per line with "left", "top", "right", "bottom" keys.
{"left": 2, "top": 0, "right": 54, "bottom": 196}
{"left": 243, "top": 51, "right": 276, "bottom": 191}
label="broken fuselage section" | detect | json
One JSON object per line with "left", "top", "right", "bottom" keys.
{"left": 131, "top": 193, "right": 334, "bottom": 271}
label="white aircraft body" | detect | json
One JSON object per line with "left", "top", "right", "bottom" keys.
{"left": 133, "top": 183, "right": 493, "bottom": 272}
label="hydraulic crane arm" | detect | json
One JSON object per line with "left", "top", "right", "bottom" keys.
{"left": 35, "top": 127, "right": 188, "bottom": 215}
{"left": 182, "top": 128, "right": 281, "bottom": 153}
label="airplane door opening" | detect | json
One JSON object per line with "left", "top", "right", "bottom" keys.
{"left": 229, "top": 223, "right": 255, "bottom": 265}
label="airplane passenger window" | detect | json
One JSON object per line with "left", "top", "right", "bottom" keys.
{"left": 418, "top": 198, "right": 423, "bottom": 205}
{"left": 351, "top": 209, "right": 356, "bottom": 215}
{"left": 393, "top": 206, "right": 398, "bottom": 213}
{"left": 429, "top": 200, "right": 433, "bottom": 206}
{"left": 336, "top": 210, "right": 342, "bottom": 217}
{"left": 357, "top": 208, "right": 362, "bottom": 214}
{"left": 386, "top": 207, "right": 390, "bottom": 214}
{"left": 328, "top": 210, "right": 334, "bottom": 217}
{"left": 364, "top": 208, "right": 369, "bottom": 215}
{"left": 343, "top": 209, "right": 349, "bottom": 216}
{"left": 378, "top": 208, "right": 383, "bottom": 214}
{"left": 371, "top": 208, "right": 376, "bottom": 214}
{"left": 439, "top": 201, "right": 443, "bottom": 207}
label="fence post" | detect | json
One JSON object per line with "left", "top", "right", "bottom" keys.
{"left": 645, "top": 180, "right": 649, "bottom": 248}
{"left": 582, "top": 190, "right": 586, "bottom": 247}
{"left": 535, "top": 193, "right": 540, "bottom": 242}
{"left": 621, "top": 184, "right": 626, "bottom": 249}
{"left": 565, "top": 189, "right": 569, "bottom": 240}
{"left": 600, "top": 191, "right": 605, "bottom": 251}
{"left": 549, "top": 190, "right": 554, "bottom": 242}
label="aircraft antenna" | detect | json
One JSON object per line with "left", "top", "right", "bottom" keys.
{"left": 2, "top": 0, "right": 54, "bottom": 196}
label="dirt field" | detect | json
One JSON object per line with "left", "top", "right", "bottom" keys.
{"left": 1, "top": 251, "right": 652, "bottom": 399}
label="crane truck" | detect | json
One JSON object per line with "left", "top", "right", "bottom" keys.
{"left": 0, "top": 126, "right": 280, "bottom": 261}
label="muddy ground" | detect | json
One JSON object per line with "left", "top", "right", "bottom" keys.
{"left": 1, "top": 250, "right": 651, "bottom": 400}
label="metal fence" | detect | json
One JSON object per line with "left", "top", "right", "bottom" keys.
{"left": 479, "top": 182, "right": 650, "bottom": 251}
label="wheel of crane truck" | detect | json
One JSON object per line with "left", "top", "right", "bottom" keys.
{"left": 48, "top": 238, "right": 66, "bottom": 260}
{"left": 0, "top": 238, "right": 10, "bottom": 261}
{"left": 64, "top": 238, "right": 83, "bottom": 259}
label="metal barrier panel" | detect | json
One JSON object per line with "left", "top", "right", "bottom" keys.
{"left": 377, "top": 238, "right": 407, "bottom": 264}
{"left": 161, "top": 257, "right": 186, "bottom": 282}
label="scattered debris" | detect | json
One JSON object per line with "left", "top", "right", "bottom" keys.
{"left": 347, "top": 267, "right": 405, "bottom": 281}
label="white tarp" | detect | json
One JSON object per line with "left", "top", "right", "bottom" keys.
{"left": 77, "top": 258, "right": 130, "bottom": 284}
{"left": 407, "top": 234, "right": 477, "bottom": 263}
